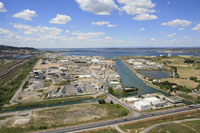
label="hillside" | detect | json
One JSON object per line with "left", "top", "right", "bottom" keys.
{"left": 0, "top": 45, "right": 38, "bottom": 51}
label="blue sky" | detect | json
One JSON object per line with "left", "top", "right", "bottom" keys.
{"left": 0, "top": 0, "right": 200, "bottom": 48}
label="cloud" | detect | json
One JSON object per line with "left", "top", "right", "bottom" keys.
{"left": 72, "top": 32, "right": 105, "bottom": 40}
{"left": 162, "top": 19, "right": 191, "bottom": 27}
{"left": 12, "top": 23, "right": 62, "bottom": 35}
{"left": 140, "top": 28, "right": 145, "bottom": 31}
{"left": 105, "top": 36, "right": 113, "bottom": 40}
{"left": 65, "top": 30, "right": 70, "bottom": 33}
{"left": 92, "top": 21, "right": 110, "bottom": 26}
{"left": 150, "top": 38, "right": 156, "bottom": 41}
{"left": 0, "top": 2, "right": 7, "bottom": 12}
{"left": 107, "top": 24, "right": 117, "bottom": 27}
{"left": 75, "top": 0, "right": 118, "bottom": 15}
{"left": 133, "top": 13, "right": 157, "bottom": 20}
{"left": 0, "top": 28, "right": 15, "bottom": 37}
{"left": 118, "top": 0, "right": 158, "bottom": 20}
{"left": 72, "top": 32, "right": 105, "bottom": 37}
{"left": 178, "top": 27, "right": 185, "bottom": 31}
{"left": 167, "top": 33, "right": 176, "bottom": 38}
{"left": 92, "top": 21, "right": 117, "bottom": 27}
{"left": 192, "top": 23, "right": 200, "bottom": 32}
{"left": 13, "top": 9, "right": 37, "bottom": 21}
{"left": 49, "top": 14, "right": 72, "bottom": 24}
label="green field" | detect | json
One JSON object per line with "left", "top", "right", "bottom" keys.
{"left": 0, "top": 58, "right": 38, "bottom": 105}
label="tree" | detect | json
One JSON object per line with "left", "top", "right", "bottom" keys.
{"left": 108, "top": 86, "right": 114, "bottom": 94}
{"left": 98, "top": 98, "right": 106, "bottom": 104}
{"left": 110, "top": 100, "right": 113, "bottom": 104}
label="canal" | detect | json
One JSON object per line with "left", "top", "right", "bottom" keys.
{"left": 115, "top": 59, "right": 169, "bottom": 96}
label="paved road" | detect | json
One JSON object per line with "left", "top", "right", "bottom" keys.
{"left": 141, "top": 118, "right": 200, "bottom": 133}
{"left": 86, "top": 70, "right": 140, "bottom": 117}
{"left": 41, "top": 103, "right": 200, "bottom": 132}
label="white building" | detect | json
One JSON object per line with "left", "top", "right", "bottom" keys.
{"left": 144, "top": 97, "right": 165, "bottom": 107}
{"left": 126, "top": 97, "right": 138, "bottom": 102}
{"left": 134, "top": 100, "right": 151, "bottom": 111}
{"left": 78, "top": 75, "right": 92, "bottom": 78}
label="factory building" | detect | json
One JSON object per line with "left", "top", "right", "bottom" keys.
{"left": 134, "top": 101, "right": 151, "bottom": 111}
{"left": 144, "top": 97, "right": 165, "bottom": 107}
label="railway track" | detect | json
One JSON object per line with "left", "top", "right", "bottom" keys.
{"left": 0, "top": 59, "right": 31, "bottom": 80}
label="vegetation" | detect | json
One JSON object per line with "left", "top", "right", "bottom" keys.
{"left": 81, "top": 127, "right": 119, "bottom": 133}
{"left": 58, "top": 80, "right": 70, "bottom": 86}
{"left": 108, "top": 85, "right": 114, "bottom": 94}
{"left": 184, "top": 59, "right": 195, "bottom": 64}
{"left": 94, "top": 104, "right": 129, "bottom": 117}
{"left": 108, "top": 86, "right": 138, "bottom": 97}
{"left": 0, "top": 96, "right": 94, "bottom": 112}
{"left": 150, "top": 120, "right": 200, "bottom": 133}
{"left": 0, "top": 45, "right": 38, "bottom": 51}
{"left": 0, "top": 58, "right": 38, "bottom": 105}
{"left": 119, "top": 110, "right": 200, "bottom": 133}
{"left": 0, "top": 103, "right": 128, "bottom": 132}
{"left": 22, "top": 81, "right": 29, "bottom": 89}
{"left": 178, "top": 93, "right": 200, "bottom": 103}
{"left": 98, "top": 98, "right": 106, "bottom": 104}
{"left": 190, "top": 76, "right": 200, "bottom": 82}
{"left": 153, "top": 81, "right": 191, "bottom": 93}
{"left": 0, "top": 115, "right": 13, "bottom": 120}
{"left": 43, "top": 80, "right": 51, "bottom": 87}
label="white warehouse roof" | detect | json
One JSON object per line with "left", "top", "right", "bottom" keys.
{"left": 144, "top": 97, "right": 160, "bottom": 103}
{"left": 134, "top": 100, "right": 151, "bottom": 111}
{"left": 126, "top": 97, "right": 138, "bottom": 102}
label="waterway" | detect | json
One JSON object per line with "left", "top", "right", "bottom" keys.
{"left": 1, "top": 98, "right": 98, "bottom": 112}
{"left": 115, "top": 59, "right": 169, "bottom": 97}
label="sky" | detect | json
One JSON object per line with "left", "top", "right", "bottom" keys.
{"left": 0, "top": 0, "right": 200, "bottom": 48}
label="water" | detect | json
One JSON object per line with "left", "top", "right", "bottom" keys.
{"left": 2, "top": 98, "right": 98, "bottom": 112}
{"left": 139, "top": 70, "right": 171, "bottom": 79}
{"left": 115, "top": 59, "right": 169, "bottom": 96}
{"left": 55, "top": 48, "right": 200, "bottom": 58}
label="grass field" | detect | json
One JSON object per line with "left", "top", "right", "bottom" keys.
{"left": 161, "top": 78, "right": 199, "bottom": 89}
{"left": 119, "top": 110, "right": 200, "bottom": 133}
{"left": 0, "top": 103, "right": 129, "bottom": 133}
{"left": 178, "top": 68, "right": 200, "bottom": 79}
{"left": 150, "top": 120, "right": 200, "bottom": 133}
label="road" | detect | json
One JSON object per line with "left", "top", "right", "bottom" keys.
{"left": 86, "top": 70, "right": 140, "bottom": 117}
{"left": 41, "top": 105, "right": 200, "bottom": 133}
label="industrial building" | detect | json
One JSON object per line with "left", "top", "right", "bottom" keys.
{"left": 166, "top": 96, "right": 183, "bottom": 104}
{"left": 134, "top": 100, "right": 151, "bottom": 111}
{"left": 144, "top": 97, "right": 165, "bottom": 107}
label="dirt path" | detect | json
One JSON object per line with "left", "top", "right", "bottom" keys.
{"left": 141, "top": 118, "right": 200, "bottom": 133}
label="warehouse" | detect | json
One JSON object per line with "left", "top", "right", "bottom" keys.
{"left": 144, "top": 97, "right": 165, "bottom": 107}
{"left": 125, "top": 97, "right": 138, "bottom": 102}
{"left": 166, "top": 96, "right": 183, "bottom": 104}
{"left": 134, "top": 100, "right": 151, "bottom": 111}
